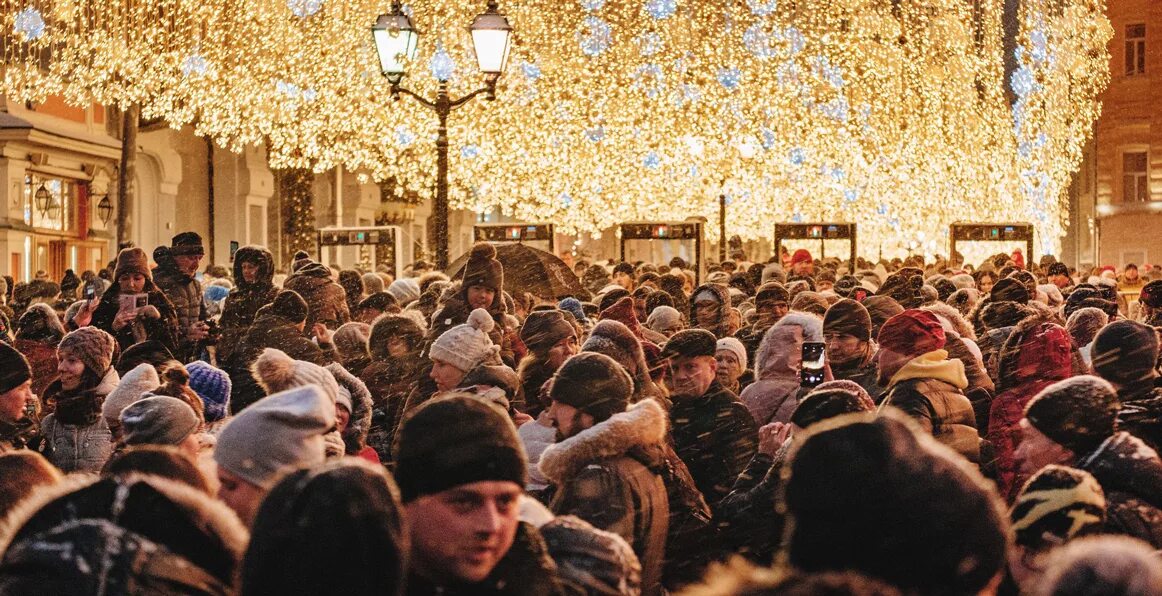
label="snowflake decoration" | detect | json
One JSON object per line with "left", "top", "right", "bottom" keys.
{"left": 585, "top": 125, "right": 606, "bottom": 143}
{"left": 717, "top": 67, "right": 742, "bottom": 90}
{"left": 788, "top": 147, "right": 806, "bottom": 166}
{"left": 461, "top": 145, "right": 480, "bottom": 159}
{"left": 521, "top": 61, "right": 542, "bottom": 81}
{"left": 580, "top": 16, "right": 613, "bottom": 57}
{"left": 395, "top": 126, "right": 416, "bottom": 147}
{"left": 645, "top": 0, "right": 677, "bottom": 20}
{"left": 643, "top": 151, "right": 662, "bottom": 170}
{"left": 559, "top": 193, "right": 574, "bottom": 207}
{"left": 287, "top": 0, "right": 322, "bottom": 18}
{"left": 182, "top": 53, "right": 209, "bottom": 77}
{"left": 429, "top": 45, "right": 456, "bottom": 81}
{"left": 13, "top": 7, "right": 45, "bottom": 40}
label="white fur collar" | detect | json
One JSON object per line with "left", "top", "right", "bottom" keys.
{"left": 538, "top": 399, "right": 667, "bottom": 484}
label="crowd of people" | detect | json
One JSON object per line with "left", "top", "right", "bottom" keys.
{"left": 0, "top": 233, "right": 1161, "bottom": 595}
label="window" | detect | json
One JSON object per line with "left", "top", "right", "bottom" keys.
{"left": 23, "top": 174, "right": 74, "bottom": 232}
{"left": 1126, "top": 24, "right": 1146, "bottom": 76}
{"left": 1124, "top": 151, "right": 1149, "bottom": 203}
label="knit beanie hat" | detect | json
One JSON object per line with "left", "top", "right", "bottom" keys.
{"left": 214, "top": 385, "right": 335, "bottom": 489}
{"left": 644, "top": 306, "right": 682, "bottom": 334}
{"left": 784, "top": 410, "right": 1007, "bottom": 595}
{"left": 862, "top": 295, "right": 903, "bottom": 339}
{"left": 1066, "top": 307, "right": 1109, "bottom": 349}
{"left": 387, "top": 278, "right": 421, "bottom": 306}
{"left": 102, "top": 363, "right": 162, "bottom": 422}
{"left": 1024, "top": 376, "right": 1120, "bottom": 455}
{"left": 521, "top": 310, "right": 577, "bottom": 353}
{"left": 58, "top": 327, "right": 116, "bottom": 377}
{"left": 823, "top": 299, "right": 872, "bottom": 342}
{"left": 716, "top": 337, "right": 747, "bottom": 370}
{"left": 550, "top": 353, "right": 633, "bottom": 423}
{"left": 1010, "top": 465, "right": 1106, "bottom": 551}
{"left": 581, "top": 320, "right": 642, "bottom": 370}
{"left": 791, "top": 385, "right": 876, "bottom": 429}
{"left": 170, "top": 232, "right": 205, "bottom": 257}
{"left": 661, "top": 329, "right": 717, "bottom": 360}
{"left": 790, "top": 291, "right": 828, "bottom": 317}
{"left": 876, "top": 268, "right": 924, "bottom": 309}
{"left": 113, "top": 247, "right": 152, "bottom": 282}
{"left": 393, "top": 394, "right": 527, "bottom": 502}
{"left": 333, "top": 322, "right": 371, "bottom": 361}
{"left": 186, "top": 361, "right": 232, "bottom": 423}
{"left": 361, "top": 272, "right": 385, "bottom": 295}
{"left": 990, "top": 277, "right": 1030, "bottom": 304}
{"left": 0, "top": 343, "right": 31, "bottom": 396}
{"left": 600, "top": 296, "right": 643, "bottom": 336}
{"left": 268, "top": 290, "right": 309, "bottom": 324}
{"left": 367, "top": 314, "right": 424, "bottom": 360}
{"left": 251, "top": 348, "right": 340, "bottom": 407}
{"left": 1091, "top": 320, "right": 1160, "bottom": 387}
{"left": 558, "top": 297, "right": 589, "bottom": 325}
{"left": 462, "top": 243, "right": 504, "bottom": 294}
{"left": 790, "top": 249, "right": 813, "bottom": 267}
{"left": 1141, "top": 280, "right": 1162, "bottom": 309}
{"left": 120, "top": 395, "right": 200, "bottom": 447}
{"left": 428, "top": 309, "right": 499, "bottom": 373}
{"left": 115, "top": 340, "right": 175, "bottom": 377}
{"left": 755, "top": 282, "right": 790, "bottom": 305}
{"left": 877, "top": 309, "right": 945, "bottom": 360}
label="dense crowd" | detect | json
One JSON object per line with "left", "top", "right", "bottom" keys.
{"left": 0, "top": 233, "right": 1161, "bottom": 595}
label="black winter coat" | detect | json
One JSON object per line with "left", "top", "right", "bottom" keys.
{"left": 225, "top": 313, "right": 335, "bottom": 413}
{"left": 359, "top": 353, "right": 426, "bottom": 463}
{"left": 283, "top": 263, "right": 350, "bottom": 332}
{"left": 217, "top": 246, "right": 277, "bottom": 364}
{"left": 90, "top": 286, "right": 181, "bottom": 355}
{"left": 669, "top": 381, "right": 759, "bottom": 508}
{"left": 1115, "top": 380, "right": 1162, "bottom": 454}
{"left": 1076, "top": 432, "right": 1162, "bottom": 548}
{"left": 405, "top": 522, "right": 564, "bottom": 596}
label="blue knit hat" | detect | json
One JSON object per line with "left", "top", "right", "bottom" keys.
{"left": 186, "top": 360, "right": 232, "bottom": 422}
{"left": 204, "top": 284, "right": 230, "bottom": 303}
{"left": 558, "top": 297, "right": 588, "bottom": 325}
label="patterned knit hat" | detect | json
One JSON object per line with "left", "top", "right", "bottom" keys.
{"left": 428, "top": 309, "right": 499, "bottom": 373}
{"left": 1010, "top": 465, "right": 1105, "bottom": 551}
{"left": 1024, "top": 376, "right": 1120, "bottom": 455}
{"left": 113, "top": 247, "right": 152, "bottom": 282}
{"left": 58, "top": 327, "right": 116, "bottom": 377}
{"left": 251, "top": 348, "right": 340, "bottom": 407}
{"left": 186, "top": 361, "right": 232, "bottom": 423}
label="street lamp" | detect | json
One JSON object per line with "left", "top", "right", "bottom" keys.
{"left": 372, "top": 0, "right": 513, "bottom": 270}
{"left": 96, "top": 193, "right": 113, "bottom": 225}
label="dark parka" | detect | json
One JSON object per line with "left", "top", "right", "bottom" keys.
{"left": 90, "top": 283, "right": 181, "bottom": 356}
{"left": 669, "top": 380, "right": 759, "bottom": 507}
{"left": 152, "top": 246, "right": 207, "bottom": 360}
{"left": 1076, "top": 432, "right": 1162, "bottom": 548}
{"left": 539, "top": 400, "right": 670, "bottom": 596}
{"left": 224, "top": 310, "right": 335, "bottom": 413}
{"left": 405, "top": 522, "right": 565, "bottom": 596}
{"left": 1117, "top": 381, "right": 1162, "bottom": 454}
{"left": 283, "top": 262, "right": 351, "bottom": 333}
{"left": 217, "top": 246, "right": 277, "bottom": 364}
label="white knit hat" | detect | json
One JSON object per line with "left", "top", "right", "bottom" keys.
{"left": 102, "top": 363, "right": 161, "bottom": 422}
{"left": 716, "top": 337, "right": 748, "bottom": 371}
{"left": 250, "top": 348, "right": 340, "bottom": 407}
{"left": 429, "top": 308, "right": 500, "bottom": 372}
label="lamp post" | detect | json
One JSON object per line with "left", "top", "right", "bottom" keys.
{"left": 372, "top": 0, "right": 513, "bottom": 270}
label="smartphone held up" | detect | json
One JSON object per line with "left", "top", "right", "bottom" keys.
{"left": 800, "top": 341, "right": 826, "bottom": 388}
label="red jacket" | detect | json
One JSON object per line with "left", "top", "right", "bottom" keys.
{"left": 987, "top": 320, "right": 1074, "bottom": 500}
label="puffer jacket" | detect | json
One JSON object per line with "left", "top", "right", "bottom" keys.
{"left": 540, "top": 400, "right": 670, "bottom": 595}
{"left": 1076, "top": 432, "right": 1162, "bottom": 548}
{"left": 830, "top": 351, "right": 880, "bottom": 401}
{"left": 880, "top": 350, "right": 981, "bottom": 464}
{"left": 986, "top": 320, "right": 1074, "bottom": 500}
{"left": 225, "top": 312, "right": 335, "bottom": 413}
{"left": 688, "top": 283, "right": 732, "bottom": 339}
{"left": 1118, "top": 382, "right": 1162, "bottom": 454}
{"left": 740, "top": 313, "right": 825, "bottom": 426}
{"left": 38, "top": 368, "right": 120, "bottom": 473}
{"left": 152, "top": 246, "right": 206, "bottom": 360}
{"left": 217, "top": 246, "right": 277, "bottom": 363}
{"left": 283, "top": 262, "right": 350, "bottom": 333}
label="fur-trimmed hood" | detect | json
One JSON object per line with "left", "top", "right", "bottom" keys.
{"left": 230, "top": 245, "right": 274, "bottom": 291}
{"left": 327, "top": 362, "right": 374, "bottom": 454}
{"left": 921, "top": 302, "right": 976, "bottom": 341}
{"left": 0, "top": 473, "right": 248, "bottom": 593}
{"left": 538, "top": 399, "right": 667, "bottom": 484}
{"left": 753, "top": 312, "right": 822, "bottom": 382}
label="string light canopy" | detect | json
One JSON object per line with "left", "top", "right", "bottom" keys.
{"left": 0, "top": 0, "right": 1112, "bottom": 260}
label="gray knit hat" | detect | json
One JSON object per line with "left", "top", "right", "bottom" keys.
{"left": 428, "top": 308, "right": 499, "bottom": 372}
{"left": 120, "top": 395, "right": 200, "bottom": 447}
{"left": 214, "top": 385, "right": 335, "bottom": 489}
{"left": 102, "top": 363, "right": 162, "bottom": 423}
{"left": 250, "top": 348, "right": 340, "bottom": 406}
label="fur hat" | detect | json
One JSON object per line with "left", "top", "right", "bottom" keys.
{"left": 58, "top": 327, "right": 116, "bottom": 377}
{"left": 462, "top": 243, "right": 504, "bottom": 295}
{"left": 862, "top": 295, "right": 903, "bottom": 339}
{"left": 582, "top": 320, "right": 645, "bottom": 374}
{"left": 120, "top": 396, "right": 200, "bottom": 447}
{"left": 1091, "top": 320, "right": 1159, "bottom": 387}
{"left": 0, "top": 343, "right": 31, "bottom": 396}
{"left": 521, "top": 310, "right": 577, "bottom": 353}
{"left": 823, "top": 299, "right": 872, "bottom": 342}
{"left": 791, "top": 382, "right": 876, "bottom": 428}
{"left": 333, "top": 322, "right": 371, "bottom": 363}
{"left": 716, "top": 337, "right": 747, "bottom": 371}
{"left": 169, "top": 232, "right": 205, "bottom": 257}
{"left": 1024, "top": 376, "right": 1119, "bottom": 455}
{"left": 1065, "top": 307, "right": 1108, "bottom": 349}
{"left": 990, "top": 278, "right": 1030, "bottom": 304}
{"left": 113, "top": 247, "right": 152, "bottom": 282}
{"left": 393, "top": 394, "right": 526, "bottom": 502}
{"left": 784, "top": 410, "right": 1007, "bottom": 595}
{"left": 186, "top": 361, "right": 232, "bottom": 423}
{"left": 550, "top": 353, "right": 633, "bottom": 422}
{"left": 368, "top": 314, "right": 424, "bottom": 360}
{"left": 877, "top": 309, "right": 945, "bottom": 360}
{"left": 428, "top": 308, "right": 499, "bottom": 373}
{"left": 102, "top": 363, "right": 162, "bottom": 423}
{"left": 644, "top": 306, "right": 682, "bottom": 335}
{"left": 1010, "top": 465, "right": 1105, "bottom": 551}
{"left": 268, "top": 290, "right": 309, "bottom": 324}
{"left": 790, "top": 291, "right": 829, "bottom": 317}
{"left": 251, "top": 348, "right": 340, "bottom": 407}
{"left": 214, "top": 385, "right": 335, "bottom": 489}
{"left": 1140, "top": 280, "right": 1162, "bottom": 309}
{"left": 662, "top": 329, "right": 717, "bottom": 360}
{"left": 876, "top": 268, "right": 924, "bottom": 309}
{"left": 600, "top": 296, "right": 643, "bottom": 336}
{"left": 360, "top": 272, "right": 385, "bottom": 295}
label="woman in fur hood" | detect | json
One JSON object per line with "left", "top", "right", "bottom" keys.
{"left": 327, "top": 362, "right": 375, "bottom": 462}
{"left": 360, "top": 314, "right": 427, "bottom": 464}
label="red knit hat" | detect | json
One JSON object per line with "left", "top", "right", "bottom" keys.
{"left": 599, "top": 296, "right": 642, "bottom": 337}
{"left": 790, "top": 249, "right": 813, "bottom": 266}
{"left": 877, "top": 309, "right": 945, "bottom": 360}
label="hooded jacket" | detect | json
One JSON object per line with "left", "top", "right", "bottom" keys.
{"left": 540, "top": 400, "right": 670, "bottom": 595}
{"left": 283, "top": 261, "right": 351, "bottom": 333}
{"left": 327, "top": 362, "right": 373, "bottom": 457}
{"left": 225, "top": 311, "right": 335, "bottom": 413}
{"left": 880, "top": 350, "right": 981, "bottom": 464}
{"left": 740, "top": 313, "right": 824, "bottom": 426}
{"left": 987, "top": 320, "right": 1075, "bottom": 500}
{"left": 688, "top": 283, "right": 732, "bottom": 339}
{"left": 1076, "top": 432, "right": 1162, "bottom": 548}
{"left": 218, "top": 246, "right": 277, "bottom": 363}
{"left": 37, "top": 367, "right": 120, "bottom": 473}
